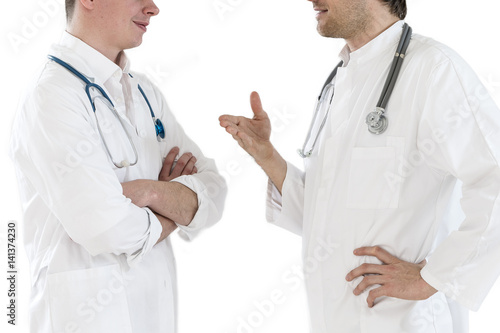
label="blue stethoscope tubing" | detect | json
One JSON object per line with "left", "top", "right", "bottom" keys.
{"left": 298, "top": 23, "right": 412, "bottom": 158}
{"left": 47, "top": 55, "right": 165, "bottom": 168}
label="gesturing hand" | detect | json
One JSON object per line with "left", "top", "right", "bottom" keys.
{"left": 345, "top": 246, "right": 437, "bottom": 308}
{"left": 219, "top": 92, "right": 274, "bottom": 165}
{"left": 159, "top": 146, "right": 197, "bottom": 182}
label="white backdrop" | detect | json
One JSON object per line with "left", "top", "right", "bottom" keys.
{"left": 1, "top": 0, "right": 499, "bottom": 332}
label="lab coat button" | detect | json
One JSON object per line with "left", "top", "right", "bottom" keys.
{"left": 140, "top": 130, "right": 147, "bottom": 138}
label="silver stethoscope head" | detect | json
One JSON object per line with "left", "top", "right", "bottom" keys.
{"left": 366, "top": 107, "right": 388, "bottom": 135}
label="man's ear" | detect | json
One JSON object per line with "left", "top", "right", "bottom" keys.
{"left": 79, "top": 0, "right": 95, "bottom": 11}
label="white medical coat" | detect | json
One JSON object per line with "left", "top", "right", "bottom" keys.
{"left": 10, "top": 32, "right": 226, "bottom": 333}
{"left": 267, "top": 21, "right": 500, "bottom": 332}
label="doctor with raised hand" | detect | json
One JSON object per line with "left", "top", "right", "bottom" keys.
{"left": 220, "top": 0, "right": 500, "bottom": 331}
{"left": 9, "top": 0, "right": 226, "bottom": 332}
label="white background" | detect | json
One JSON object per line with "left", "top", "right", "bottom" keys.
{"left": 1, "top": 0, "right": 499, "bottom": 332}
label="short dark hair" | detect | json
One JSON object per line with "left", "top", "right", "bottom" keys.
{"left": 66, "top": 0, "right": 76, "bottom": 22}
{"left": 380, "top": 0, "right": 407, "bottom": 20}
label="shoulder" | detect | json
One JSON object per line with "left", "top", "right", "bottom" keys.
{"left": 407, "top": 34, "right": 473, "bottom": 75}
{"left": 25, "top": 60, "right": 86, "bottom": 101}
{"left": 20, "top": 60, "right": 92, "bottom": 122}
{"left": 403, "top": 33, "right": 484, "bottom": 95}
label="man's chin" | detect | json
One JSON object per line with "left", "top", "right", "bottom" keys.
{"left": 317, "top": 25, "right": 333, "bottom": 38}
{"left": 124, "top": 40, "right": 144, "bottom": 51}
{"left": 316, "top": 24, "right": 340, "bottom": 39}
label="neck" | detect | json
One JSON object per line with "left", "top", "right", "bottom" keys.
{"left": 66, "top": 25, "right": 123, "bottom": 67}
{"left": 346, "top": 16, "right": 399, "bottom": 52}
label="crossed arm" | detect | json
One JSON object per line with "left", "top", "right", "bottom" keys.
{"left": 121, "top": 146, "right": 199, "bottom": 244}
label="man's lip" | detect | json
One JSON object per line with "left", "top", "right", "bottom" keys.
{"left": 313, "top": 7, "right": 328, "bottom": 12}
{"left": 314, "top": 8, "right": 327, "bottom": 19}
{"left": 133, "top": 21, "right": 149, "bottom": 31}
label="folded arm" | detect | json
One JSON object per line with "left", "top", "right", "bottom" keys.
{"left": 122, "top": 147, "right": 199, "bottom": 226}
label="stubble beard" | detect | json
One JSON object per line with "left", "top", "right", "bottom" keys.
{"left": 316, "top": 2, "right": 370, "bottom": 40}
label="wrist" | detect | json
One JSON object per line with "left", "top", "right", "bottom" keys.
{"left": 256, "top": 147, "right": 287, "bottom": 193}
{"left": 419, "top": 271, "right": 438, "bottom": 299}
{"left": 146, "top": 180, "right": 160, "bottom": 207}
{"left": 256, "top": 145, "right": 280, "bottom": 168}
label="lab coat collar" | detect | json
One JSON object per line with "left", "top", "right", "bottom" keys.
{"left": 49, "top": 31, "right": 131, "bottom": 85}
{"left": 339, "top": 20, "right": 405, "bottom": 66}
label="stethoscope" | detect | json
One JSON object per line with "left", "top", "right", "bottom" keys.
{"left": 298, "top": 23, "right": 412, "bottom": 158}
{"left": 47, "top": 55, "right": 165, "bottom": 168}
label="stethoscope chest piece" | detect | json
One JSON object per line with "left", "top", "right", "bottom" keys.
{"left": 155, "top": 118, "right": 165, "bottom": 142}
{"left": 366, "top": 107, "right": 388, "bottom": 135}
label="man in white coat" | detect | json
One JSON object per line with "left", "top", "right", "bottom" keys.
{"left": 10, "top": 0, "right": 226, "bottom": 332}
{"left": 220, "top": 0, "right": 500, "bottom": 332}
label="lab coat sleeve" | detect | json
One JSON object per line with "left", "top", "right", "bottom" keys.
{"left": 12, "top": 80, "right": 162, "bottom": 266}
{"left": 265, "top": 161, "right": 305, "bottom": 236}
{"left": 416, "top": 55, "right": 500, "bottom": 311}
{"left": 150, "top": 81, "right": 227, "bottom": 241}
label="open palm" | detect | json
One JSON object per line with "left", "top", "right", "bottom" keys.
{"left": 219, "top": 92, "right": 273, "bottom": 164}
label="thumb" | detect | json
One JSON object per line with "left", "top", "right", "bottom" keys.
{"left": 250, "top": 91, "right": 266, "bottom": 118}
{"left": 418, "top": 259, "right": 427, "bottom": 268}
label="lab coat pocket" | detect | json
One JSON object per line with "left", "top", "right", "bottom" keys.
{"left": 346, "top": 143, "right": 402, "bottom": 210}
{"left": 47, "top": 264, "right": 133, "bottom": 333}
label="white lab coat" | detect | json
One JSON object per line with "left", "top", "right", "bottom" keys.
{"left": 267, "top": 21, "right": 500, "bottom": 332}
{"left": 10, "top": 32, "right": 226, "bottom": 333}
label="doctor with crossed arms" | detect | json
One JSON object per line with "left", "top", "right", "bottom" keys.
{"left": 10, "top": 0, "right": 226, "bottom": 332}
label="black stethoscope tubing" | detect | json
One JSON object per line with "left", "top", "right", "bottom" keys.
{"left": 298, "top": 23, "right": 412, "bottom": 158}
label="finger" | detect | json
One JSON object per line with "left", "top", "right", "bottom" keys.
{"left": 170, "top": 152, "right": 193, "bottom": 179}
{"left": 159, "top": 147, "right": 180, "bottom": 181}
{"left": 352, "top": 275, "right": 386, "bottom": 296}
{"left": 353, "top": 246, "right": 399, "bottom": 265}
{"left": 225, "top": 125, "right": 252, "bottom": 149}
{"left": 224, "top": 123, "right": 240, "bottom": 136}
{"left": 182, "top": 156, "right": 197, "bottom": 175}
{"left": 346, "top": 263, "right": 387, "bottom": 281}
{"left": 219, "top": 115, "right": 243, "bottom": 126}
{"left": 192, "top": 166, "right": 198, "bottom": 174}
{"left": 250, "top": 91, "right": 266, "bottom": 118}
{"left": 367, "top": 286, "right": 387, "bottom": 308}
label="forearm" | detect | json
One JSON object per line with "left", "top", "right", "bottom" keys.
{"left": 256, "top": 146, "right": 287, "bottom": 194}
{"left": 155, "top": 213, "right": 178, "bottom": 244}
{"left": 122, "top": 179, "right": 198, "bottom": 226}
{"left": 149, "top": 181, "right": 198, "bottom": 226}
